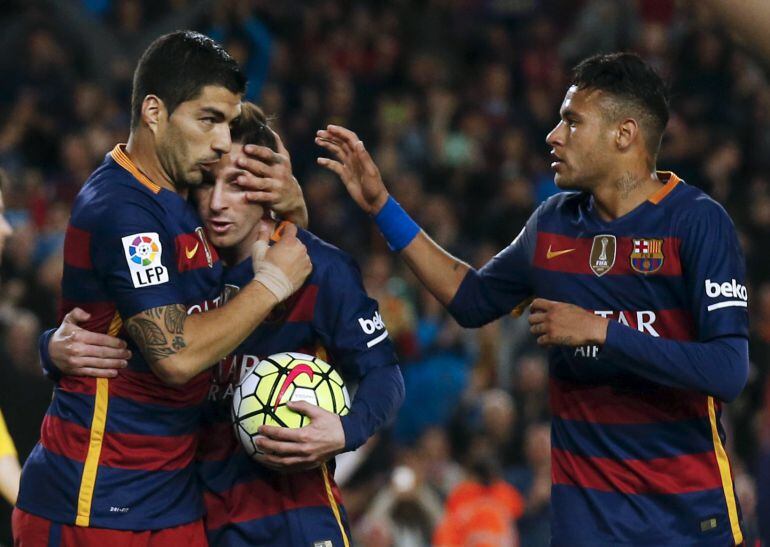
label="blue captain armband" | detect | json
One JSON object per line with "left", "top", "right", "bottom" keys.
{"left": 373, "top": 196, "right": 420, "bottom": 252}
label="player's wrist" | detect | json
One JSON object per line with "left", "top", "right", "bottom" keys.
{"left": 253, "top": 262, "right": 293, "bottom": 303}
{"left": 591, "top": 316, "right": 609, "bottom": 345}
{"left": 373, "top": 195, "right": 420, "bottom": 252}
{"left": 370, "top": 192, "right": 390, "bottom": 215}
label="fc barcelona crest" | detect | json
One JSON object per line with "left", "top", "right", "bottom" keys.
{"left": 589, "top": 234, "right": 616, "bottom": 277}
{"left": 630, "top": 238, "right": 664, "bottom": 274}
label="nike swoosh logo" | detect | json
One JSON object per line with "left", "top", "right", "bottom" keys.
{"left": 546, "top": 245, "right": 576, "bottom": 259}
{"left": 185, "top": 242, "right": 199, "bottom": 259}
{"left": 274, "top": 363, "right": 314, "bottom": 410}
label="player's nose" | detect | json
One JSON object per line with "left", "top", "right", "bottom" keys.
{"left": 211, "top": 124, "right": 232, "bottom": 155}
{"left": 545, "top": 121, "right": 564, "bottom": 147}
{"left": 209, "top": 183, "right": 227, "bottom": 212}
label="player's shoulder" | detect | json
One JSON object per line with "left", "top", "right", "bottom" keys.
{"left": 663, "top": 178, "right": 735, "bottom": 229}
{"left": 535, "top": 190, "right": 588, "bottom": 227}
{"left": 297, "top": 228, "right": 360, "bottom": 279}
{"left": 71, "top": 153, "right": 166, "bottom": 229}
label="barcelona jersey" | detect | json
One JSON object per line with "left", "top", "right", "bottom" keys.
{"left": 450, "top": 172, "right": 748, "bottom": 546}
{"left": 17, "top": 145, "right": 223, "bottom": 530}
{"left": 198, "top": 228, "right": 398, "bottom": 547}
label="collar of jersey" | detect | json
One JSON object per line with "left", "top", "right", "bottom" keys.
{"left": 585, "top": 170, "right": 682, "bottom": 228}
{"left": 110, "top": 144, "right": 163, "bottom": 194}
{"left": 648, "top": 171, "right": 681, "bottom": 205}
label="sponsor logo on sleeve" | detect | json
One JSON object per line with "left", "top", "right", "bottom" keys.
{"left": 122, "top": 232, "right": 169, "bottom": 288}
{"left": 704, "top": 279, "right": 748, "bottom": 311}
{"left": 358, "top": 311, "right": 389, "bottom": 348}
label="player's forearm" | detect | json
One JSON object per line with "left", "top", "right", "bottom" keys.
{"left": 0, "top": 455, "right": 21, "bottom": 505}
{"left": 132, "top": 282, "right": 279, "bottom": 385}
{"left": 602, "top": 322, "right": 748, "bottom": 402}
{"left": 702, "top": 0, "right": 770, "bottom": 65}
{"left": 399, "top": 232, "right": 470, "bottom": 306}
{"left": 340, "top": 364, "right": 405, "bottom": 451}
{"left": 372, "top": 196, "right": 469, "bottom": 305}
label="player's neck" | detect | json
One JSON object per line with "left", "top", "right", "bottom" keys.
{"left": 126, "top": 131, "right": 183, "bottom": 196}
{"left": 592, "top": 169, "right": 662, "bottom": 221}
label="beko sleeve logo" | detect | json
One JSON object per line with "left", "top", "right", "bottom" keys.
{"left": 358, "top": 311, "right": 389, "bottom": 348}
{"left": 704, "top": 279, "right": 748, "bottom": 311}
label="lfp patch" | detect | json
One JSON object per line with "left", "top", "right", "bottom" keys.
{"left": 122, "top": 232, "right": 169, "bottom": 288}
{"left": 630, "top": 238, "right": 664, "bottom": 274}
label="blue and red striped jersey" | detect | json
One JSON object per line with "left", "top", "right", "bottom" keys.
{"left": 17, "top": 145, "right": 224, "bottom": 530}
{"left": 198, "top": 228, "right": 398, "bottom": 547}
{"left": 449, "top": 172, "right": 748, "bottom": 546}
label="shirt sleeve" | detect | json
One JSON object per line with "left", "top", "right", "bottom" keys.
{"left": 312, "top": 250, "right": 404, "bottom": 451}
{"left": 38, "top": 328, "right": 61, "bottom": 382}
{"left": 678, "top": 196, "right": 749, "bottom": 341}
{"left": 447, "top": 207, "right": 538, "bottom": 327}
{"left": 340, "top": 365, "right": 405, "bottom": 451}
{"left": 89, "top": 198, "right": 185, "bottom": 319}
{"left": 602, "top": 326, "right": 748, "bottom": 402}
{"left": 313, "top": 252, "right": 399, "bottom": 379}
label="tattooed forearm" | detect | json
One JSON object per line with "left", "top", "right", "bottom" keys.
{"left": 164, "top": 304, "right": 187, "bottom": 334}
{"left": 126, "top": 304, "right": 188, "bottom": 363}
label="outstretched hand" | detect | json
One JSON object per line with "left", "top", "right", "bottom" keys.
{"left": 316, "top": 125, "right": 390, "bottom": 215}
{"left": 254, "top": 401, "right": 346, "bottom": 472}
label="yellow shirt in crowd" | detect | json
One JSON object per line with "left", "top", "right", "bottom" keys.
{"left": 0, "top": 410, "right": 17, "bottom": 458}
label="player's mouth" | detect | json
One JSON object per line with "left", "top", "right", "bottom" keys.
{"left": 207, "top": 219, "right": 233, "bottom": 234}
{"left": 550, "top": 151, "right": 566, "bottom": 170}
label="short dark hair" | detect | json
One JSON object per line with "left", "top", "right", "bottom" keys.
{"left": 571, "top": 52, "right": 669, "bottom": 157}
{"left": 230, "top": 102, "right": 277, "bottom": 150}
{"left": 130, "top": 31, "right": 246, "bottom": 128}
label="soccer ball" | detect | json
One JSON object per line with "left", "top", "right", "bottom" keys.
{"left": 232, "top": 351, "right": 351, "bottom": 458}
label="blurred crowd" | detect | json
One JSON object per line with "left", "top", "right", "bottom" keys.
{"left": 1, "top": 0, "right": 770, "bottom": 545}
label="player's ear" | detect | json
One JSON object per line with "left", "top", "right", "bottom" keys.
{"left": 616, "top": 118, "right": 638, "bottom": 151}
{"left": 141, "top": 95, "right": 165, "bottom": 134}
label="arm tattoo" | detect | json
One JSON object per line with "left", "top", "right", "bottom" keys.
{"left": 126, "top": 304, "right": 188, "bottom": 363}
{"left": 164, "top": 304, "right": 186, "bottom": 334}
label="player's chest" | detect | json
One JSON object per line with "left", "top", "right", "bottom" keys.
{"left": 531, "top": 229, "right": 691, "bottom": 336}
{"left": 170, "top": 222, "right": 223, "bottom": 305}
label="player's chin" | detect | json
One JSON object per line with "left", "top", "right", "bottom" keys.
{"left": 185, "top": 171, "right": 205, "bottom": 186}
{"left": 207, "top": 232, "right": 231, "bottom": 249}
{"left": 553, "top": 173, "right": 580, "bottom": 190}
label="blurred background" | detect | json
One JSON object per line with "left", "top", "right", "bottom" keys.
{"left": 1, "top": 0, "right": 769, "bottom": 545}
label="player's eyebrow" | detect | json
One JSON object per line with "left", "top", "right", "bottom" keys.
{"left": 226, "top": 168, "right": 246, "bottom": 185}
{"left": 198, "top": 107, "right": 226, "bottom": 121}
{"left": 561, "top": 108, "right": 581, "bottom": 121}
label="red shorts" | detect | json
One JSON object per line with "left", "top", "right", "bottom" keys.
{"left": 12, "top": 508, "right": 207, "bottom": 547}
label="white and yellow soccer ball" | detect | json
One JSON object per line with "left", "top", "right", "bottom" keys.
{"left": 232, "top": 351, "right": 351, "bottom": 458}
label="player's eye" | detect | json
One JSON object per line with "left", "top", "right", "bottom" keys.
{"left": 200, "top": 117, "right": 216, "bottom": 126}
